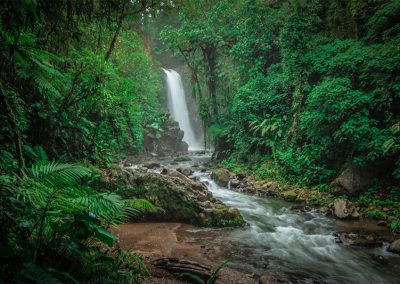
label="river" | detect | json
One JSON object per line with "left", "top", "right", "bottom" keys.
{"left": 128, "top": 153, "right": 400, "bottom": 283}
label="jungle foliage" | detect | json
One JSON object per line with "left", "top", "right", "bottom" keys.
{"left": 0, "top": 0, "right": 170, "bottom": 282}
{"left": 160, "top": 0, "right": 400, "bottom": 188}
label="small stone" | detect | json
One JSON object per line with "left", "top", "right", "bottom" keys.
{"left": 143, "top": 161, "right": 160, "bottom": 169}
{"left": 333, "top": 199, "right": 360, "bottom": 219}
{"left": 237, "top": 173, "right": 246, "bottom": 179}
{"left": 319, "top": 206, "right": 329, "bottom": 214}
{"left": 337, "top": 232, "right": 381, "bottom": 247}
{"left": 290, "top": 204, "right": 305, "bottom": 210}
{"left": 230, "top": 179, "right": 240, "bottom": 188}
{"left": 377, "top": 220, "right": 387, "bottom": 226}
{"left": 265, "top": 181, "right": 279, "bottom": 189}
{"left": 177, "top": 167, "right": 193, "bottom": 176}
{"left": 259, "top": 275, "right": 276, "bottom": 284}
{"left": 388, "top": 239, "right": 400, "bottom": 254}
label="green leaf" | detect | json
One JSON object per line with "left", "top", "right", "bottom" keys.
{"left": 94, "top": 226, "right": 118, "bottom": 247}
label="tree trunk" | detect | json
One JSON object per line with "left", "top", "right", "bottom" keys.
{"left": 286, "top": 78, "right": 305, "bottom": 145}
{"left": 0, "top": 86, "right": 24, "bottom": 176}
{"left": 202, "top": 44, "right": 218, "bottom": 116}
{"left": 105, "top": 1, "right": 126, "bottom": 61}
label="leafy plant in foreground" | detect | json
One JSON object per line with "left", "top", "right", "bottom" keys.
{"left": 0, "top": 159, "right": 152, "bottom": 283}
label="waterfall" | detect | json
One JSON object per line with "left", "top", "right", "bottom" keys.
{"left": 163, "top": 68, "right": 203, "bottom": 150}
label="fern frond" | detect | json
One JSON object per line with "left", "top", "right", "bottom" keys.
{"left": 21, "top": 262, "right": 62, "bottom": 284}
{"left": 24, "top": 161, "right": 91, "bottom": 187}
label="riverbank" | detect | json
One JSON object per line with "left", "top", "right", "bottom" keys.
{"left": 211, "top": 164, "right": 400, "bottom": 233}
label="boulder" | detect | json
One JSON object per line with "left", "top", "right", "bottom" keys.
{"left": 143, "top": 120, "right": 188, "bottom": 156}
{"left": 102, "top": 166, "right": 244, "bottom": 227}
{"left": 388, "top": 239, "right": 400, "bottom": 254}
{"left": 211, "top": 168, "right": 231, "bottom": 187}
{"left": 161, "top": 168, "right": 190, "bottom": 181}
{"left": 174, "top": 156, "right": 192, "bottom": 162}
{"left": 333, "top": 199, "right": 360, "bottom": 219}
{"left": 143, "top": 161, "right": 161, "bottom": 169}
{"left": 330, "top": 163, "right": 373, "bottom": 196}
{"left": 336, "top": 232, "right": 382, "bottom": 247}
{"left": 177, "top": 167, "right": 193, "bottom": 177}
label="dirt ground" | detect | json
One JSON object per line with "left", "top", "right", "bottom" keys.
{"left": 114, "top": 223, "right": 274, "bottom": 284}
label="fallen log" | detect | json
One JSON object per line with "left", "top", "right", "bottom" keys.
{"left": 152, "top": 257, "right": 212, "bottom": 280}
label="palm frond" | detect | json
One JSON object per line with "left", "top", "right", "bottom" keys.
{"left": 23, "top": 161, "right": 91, "bottom": 187}
{"left": 21, "top": 262, "right": 62, "bottom": 284}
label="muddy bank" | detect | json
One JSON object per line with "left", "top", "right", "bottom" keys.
{"left": 114, "top": 223, "right": 264, "bottom": 284}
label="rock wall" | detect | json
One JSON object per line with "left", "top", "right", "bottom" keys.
{"left": 143, "top": 120, "right": 188, "bottom": 156}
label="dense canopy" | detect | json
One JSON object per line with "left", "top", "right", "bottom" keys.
{"left": 1, "top": 0, "right": 399, "bottom": 282}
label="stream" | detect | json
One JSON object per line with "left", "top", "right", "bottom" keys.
{"left": 132, "top": 153, "right": 400, "bottom": 283}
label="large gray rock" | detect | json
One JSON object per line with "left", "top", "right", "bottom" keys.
{"left": 330, "top": 163, "right": 373, "bottom": 196}
{"left": 143, "top": 120, "right": 188, "bottom": 156}
{"left": 333, "top": 199, "right": 360, "bottom": 219}
{"left": 102, "top": 166, "right": 244, "bottom": 227}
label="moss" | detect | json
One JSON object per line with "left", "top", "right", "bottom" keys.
{"left": 281, "top": 190, "right": 297, "bottom": 201}
{"left": 100, "top": 166, "right": 244, "bottom": 227}
{"left": 202, "top": 208, "right": 245, "bottom": 227}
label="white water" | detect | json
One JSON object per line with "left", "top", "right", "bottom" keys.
{"left": 195, "top": 171, "right": 400, "bottom": 283}
{"left": 127, "top": 154, "right": 400, "bottom": 283}
{"left": 163, "top": 69, "right": 203, "bottom": 150}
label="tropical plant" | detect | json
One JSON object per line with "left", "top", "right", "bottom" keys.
{"left": 0, "top": 159, "right": 154, "bottom": 282}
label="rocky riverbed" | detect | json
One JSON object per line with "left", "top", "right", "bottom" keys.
{"left": 113, "top": 152, "right": 400, "bottom": 283}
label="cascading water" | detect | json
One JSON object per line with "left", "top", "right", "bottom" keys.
{"left": 163, "top": 68, "right": 203, "bottom": 151}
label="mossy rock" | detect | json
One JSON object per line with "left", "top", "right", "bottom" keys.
{"left": 203, "top": 207, "right": 244, "bottom": 227}
{"left": 211, "top": 168, "right": 230, "bottom": 187}
{"left": 281, "top": 190, "right": 297, "bottom": 201}
{"left": 100, "top": 166, "right": 244, "bottom": 227}
{"left": 173, "top": 156, "right": 192, "bottom": 162}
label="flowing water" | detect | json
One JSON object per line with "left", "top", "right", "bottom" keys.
{"left": 163, "top": 69, "right": 203, "bottom": 150}
{"left": 156, "top": 154, "right": 400, "bottom": 284}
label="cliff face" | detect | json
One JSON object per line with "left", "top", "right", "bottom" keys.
{"left": 143, "top": 120, "right": 188, "bottom": 156}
